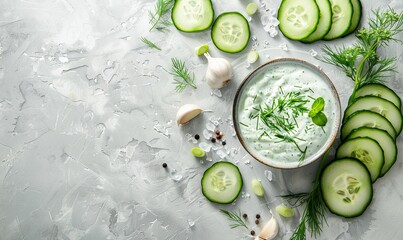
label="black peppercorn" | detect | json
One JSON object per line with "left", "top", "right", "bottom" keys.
{"left": 256, "top": 214, "right": 261, "bottom": 219}
{"left": 222, "top": 141, "right": 226, "bottom": 146}
{"left": 255, "top": 219, "right": 259, "bottom": 224}
{"left": 242, "top": 213, "right": 248, "bottom": 219}
{"left": 250, "top": 230, "right": 255, "bottom": 236}
{"left": 194, "top": 134, "right": 200, "bottom": 140}
{"left": 211, "top": 137, "right": 216, "bottom": 143}
{"left": 162, "top": 163, "right": 167, "bottom": 168}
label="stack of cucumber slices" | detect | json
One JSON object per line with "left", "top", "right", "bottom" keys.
{"left": 321, "top": 84, "right": 402, "bottom": 217}
{"left": 171, "top": 0, "right": 251, "bottom": 53}
{"left": 278, "top": 0, "right": 362, "bottom": 42}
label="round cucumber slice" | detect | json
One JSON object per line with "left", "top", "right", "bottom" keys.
{"left": 323, "top": 0, "right": 353, "bottom": 40}
{"left": 275, "top": 204, "right": 294, "bottom": 218}
{"left": 278, "top": 0, "right": 320, "bottom": 40}
{"left": 345, "top": 0, "right": 362, "bottom": 35}
{"left": 211, "top": 12, "right": 250, "bottom": 53}
{"left": 343, "top": 96, "right": 403, "bottom": 134}
{"left": 346, "top": 127, "right": 397, "bottom": 177}
{"left": 341, "top": 110, "right": 397, "bottom": 140}
{"left": 247, "top": 50, "right": 259, "bottom": 64}
{"left": 301, "top": 0, "right": 333, "bottom": 43}
{"left": 355, "top": 83, "right": 401, "bottom": 110}
{"left": 201, "top": 161, "right": 243, "bottom": 204}
{"left": 321, "top": 158, "right": 373, "bottom": 218}
{"left": 172, "top": 0, "right": 214, "bottom": 32}
{"left": 336, "top": 137, "right": 384, "bottom": 182}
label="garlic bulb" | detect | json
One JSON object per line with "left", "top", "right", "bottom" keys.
{"left": 255, "top": 216, "right": 279, "bottom": 240}
{"left": 204, "top": 53, "right": 232, "bottom": 88}
{"left": 176, "top": 104, "right": 203, "bottom": 125}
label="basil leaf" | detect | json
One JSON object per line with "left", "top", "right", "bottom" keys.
{"left": 312, "top": 111, "right": 328, "bottom": 126}
{"left": 310, "top": 97, "right": 325, "bottom": 116}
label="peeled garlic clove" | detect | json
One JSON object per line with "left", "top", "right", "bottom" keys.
{"left": 204, "top": 53, "right": 232, "bottom": 89}
{"left": 255, "top": 216, "right": 279, "bottom": 240}
{"left": 176, "top": 104, "right": 203, "bottom": 125}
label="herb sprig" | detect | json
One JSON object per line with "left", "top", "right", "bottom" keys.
{"left": 148, "top": 0, "right": 174, "bottom": 31}
{"left": 140, "top": 37, "right": 161, "bottom": 51}
{"left": 321, "top": 9, "right": 403, "bottom": 104}
{"left": 219, "top": 209, "right": 248, "bottom": 230}
{"left": 281, "top": 150, "right": 330, "bottom": 240}
{"left": 169, "top": 58, "right": 197, "bottom": 92}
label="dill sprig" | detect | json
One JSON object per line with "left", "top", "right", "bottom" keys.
{"left": 140, "top": 37, "right": 161, "bottom": 51}
{"left": 321, "top": 9, "right": 403, "bottom": 104}
{"left": 281, "top": 150, "right": 330, "bottom": 240}
{"left": 148, "top": 0, "right": 174, "bottom": 31}
{"left": 169, "top": 58, "right": 197, "bottom": 92}
{"left": 219, "top": 209, "right": 248, "bottom": 230}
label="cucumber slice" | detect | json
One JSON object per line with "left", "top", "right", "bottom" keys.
{"left": 321, "top": 158, "right": 373, "bottom": 218}
{"left": 247, "top": 50, "right": 259, "bottom": 64}
{"left": 172, "top": 0, "right": 214, "bottom": 32}
{"left": 246, "top": 2, "right": 258, "bottom": 16}
{"left": 323, "top": 0, "right": 353, "bottom": 40}
{"left": 201, "top": 162, "right": 243, "bottom": 204}
{"left": 341, "top": 110, "right": 397, "bottom": 140}
{"left": 211, "top": 12, "right": 250, "bottom": 53}
{"left": 336, "top": 137, "right": 384, "bottom": 182}
{"left": 344, "top": 96, "right": 403, "bottom": 134}
{"left": 345, "top": 0, "right": 362, "bottom": 35}
{"left": 301, "top": 0, "right": 333, "bottom": 43}
{"left": 355, "top": 84, "right": 401, "bottom": 109}
{"left": 346, "top": 127, "right": 397, "bottom": 177}
{"left": 278, "top": 0, "right": 320, "bottom": 40}
{"left": 195, "top": 44, "right": 209, "bottom": 56}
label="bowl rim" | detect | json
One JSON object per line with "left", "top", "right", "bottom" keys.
{"left": 232, "top": 58, "right": 341, "bottom": 169}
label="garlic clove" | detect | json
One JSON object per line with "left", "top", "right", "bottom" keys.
{"left": 255, "top": 216, "right": 279, "bottom": 240}
{"left": 176, "top": 104, "right": 203, "bottom": 125}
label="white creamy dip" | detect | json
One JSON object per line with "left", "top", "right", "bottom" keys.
{"left": 236, "top": 60, "right": 339, "bottom": 166}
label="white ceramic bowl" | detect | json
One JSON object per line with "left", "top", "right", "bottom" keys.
{"left": 233, "top": 58, "right": 341, "bottom": 169}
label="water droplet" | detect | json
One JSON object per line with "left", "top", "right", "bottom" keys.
{"left": 280, "top": 43, "right": 288, "bottom": 51}
{"left": 188, "top": 219, "right": 195, "bottom": 228}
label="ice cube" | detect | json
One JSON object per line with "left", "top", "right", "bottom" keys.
{"left": 271, "top": 18, "right": 280, "bottom": 26}
{"left": 211, "top": 89, "right": 222, "bottom": 98}
{"left": 261, "top": 14, "right": 271, "bottom": 25}
{"left": 269, "top": 29, "right": 278, "bottom": 37}
{"left": 309, "top": 49, "right": 318, "bottom": 57}
{"left": 216, "top": 150, "right": 226, "bottom": 159}
{"left": 199, "top": 142, "right": 212, "bottom": 152}
{"left": 206, "top": 122, "right": 215, "bottom": 132}
{"left": 185, "top": 133, "right": 193, "bottom": 142}
{"left": 264, "top": 170, "right": 273, "bottom": 181}
{"left": 203, "top": 129, "right": 210, "bottom": 140}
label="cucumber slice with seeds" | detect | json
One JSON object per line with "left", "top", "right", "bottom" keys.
{"left": 336, "top": 137, "right": 384, "bottom": 182}
{"left": 211, "top": 12, "right": 250, "bottom": 53}
{"left": 321, "top": 158, "right": 373, "bottom": 218}
{"left": 341, "top": 110, "right": 397, "bottom": 140}
{"left": 323, "top": 0, "right": 353, "bottom": 40}
{"left": 278, "top": 0, "right": 320, "bottom": 40}
{"left": 355, "top": 84, "right": 401, "bottom": 109}
{"left": 345, "top": 0, "right": 362, "bottom": 35}
{"left": 346, "top": 127, "right": 397, "bottom": 177}
{"left": 172, "top": 0, "right": 214, "bottom": 32}
{"left": 201, "top": 162, "right": 243, "bottom": 204}
{"left": 344, "top": 96, "right": 403, "bottom": 134}
{"left": 301, "top": 0, "right": 333, "bottom": 43}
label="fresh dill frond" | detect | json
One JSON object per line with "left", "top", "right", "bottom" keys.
{"left": 148, "top": 0, "right": 174, "bottom": 31}
{"left": 169, "top": 58, "right": 197, "bottom": 92}
{"left": 321, "top": 9, "right": 403, "bottom": 104}
{"left": 219, "top": 209, "right": 248, "bottom": 230}
{"left": 281, "top": 150, "right": 330, "bottom": 239}
{"left": 140, "top": 37, "right": 161, "bottom": 51}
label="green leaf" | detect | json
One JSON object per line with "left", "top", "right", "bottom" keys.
{"left": 312, "top": 112, "right": 328, "bottom": 126}
{"left": 309, "top": 97, "right": 325, "bottom": 117}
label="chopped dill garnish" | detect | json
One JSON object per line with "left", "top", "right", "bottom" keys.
{"left": 240, "top": 122, "right": 249, "bottom": 127}
{"left": 140, "top": 37, "right": 161, "bottom": 50}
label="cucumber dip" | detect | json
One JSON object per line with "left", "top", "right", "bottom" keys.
{"left": 234, "top": 59, "right": 340, "bottom": 168}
